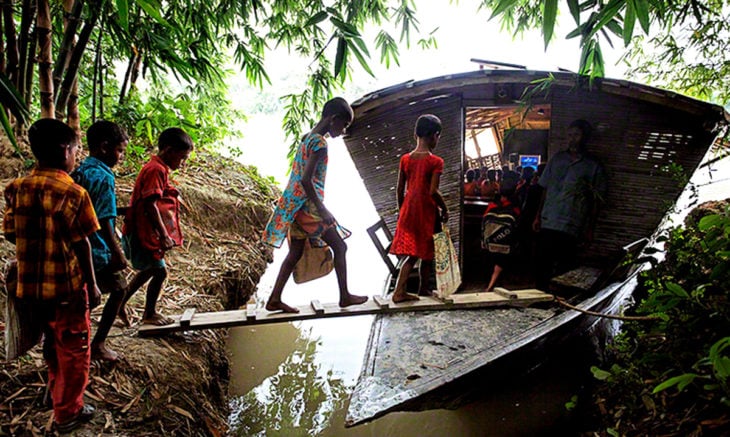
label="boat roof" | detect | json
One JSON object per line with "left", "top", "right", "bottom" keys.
{"left": 351, "top": 69, "right": 728, "bottom": 122}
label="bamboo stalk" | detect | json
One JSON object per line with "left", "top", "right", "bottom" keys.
{"left": 16, "top": 0, "right": 34, "bottom": 104}
{"left": 36, "top": 0, "right": 54, "bottom": 118}
{"left": 2, "top": 0, "right": 19, "bottom": 83}
{"left": 56, "top": 0, "right": 100, "bottom": 116}
{"left": 52, "top": 0, "right": 83, "bottom": 97}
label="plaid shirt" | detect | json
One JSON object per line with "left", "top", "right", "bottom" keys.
{"left": 3, "top": 168, "right": 100, "bottom": 300}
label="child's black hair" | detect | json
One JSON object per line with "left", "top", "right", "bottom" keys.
{"left": 28, "top": 118, "right": 77, "bottom": 163}
{"left": 466, "top": 169, "right": 475, "bottom": 182}
{"left": 322, "top": 97, "right": 354, "bottom": 122}
{"left": 87, "top": 120, "right": 128, "bottom": 151}
{"left": 415, "top": 114, "right": 442, "bottom": 138}
{"left": 158, "top": 127, "right": 194, "bottom": 152}
{"left": 500, "top": 170, "right": 520, "bottom": 198}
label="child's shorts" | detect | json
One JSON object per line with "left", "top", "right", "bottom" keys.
{"left": 96, "top": 267, "right": 128, "bottom": 295}
{"left": 290, "top": 200, "right": 350, "bottom": 246}
{"left": 122, "top": 234, "right": 166, "bottom": 271}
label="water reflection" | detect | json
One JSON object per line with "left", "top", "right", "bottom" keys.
{"left": 228, "top": 326, "right": 349, "bottom": 436}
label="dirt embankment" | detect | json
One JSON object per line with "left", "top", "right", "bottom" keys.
{"left": 0, "top": 149, "right": 278, "bottom": 436}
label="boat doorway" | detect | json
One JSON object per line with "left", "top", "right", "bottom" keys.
{"left": 461, "top": 104, "right": 552, "bottom": 290}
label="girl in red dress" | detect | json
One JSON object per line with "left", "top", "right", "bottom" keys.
{"left": 389, "top": 114, "right": 449, "bottom": 303}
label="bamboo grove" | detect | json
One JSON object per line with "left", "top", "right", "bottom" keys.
{"left": 0, "top": 0, "right": 437, "bottom": 156}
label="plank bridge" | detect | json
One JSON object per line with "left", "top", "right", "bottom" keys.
{"left": 138, "top": 288, "right": 554, "bottom": 336}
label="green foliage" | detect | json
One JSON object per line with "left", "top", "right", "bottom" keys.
{"left": 481, "top": 0, "right": 730, "bottom": 103}
{"left": 590, "top": 202, "right": 730, "bottom": 434}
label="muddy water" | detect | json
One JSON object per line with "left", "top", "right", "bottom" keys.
{"left": 227, "top": 142, "right": 730, "bottom": 436}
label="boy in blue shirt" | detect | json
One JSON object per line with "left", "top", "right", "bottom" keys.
{"left": 72, "top": 121, "right": 129, "bottom": 361}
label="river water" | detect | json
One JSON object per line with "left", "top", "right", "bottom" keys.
{"left": 226, "top": 129, "right": 730, "bottom": 436}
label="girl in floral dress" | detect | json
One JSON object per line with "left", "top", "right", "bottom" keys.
{"left": 261, "top": 97, "right": 368, "bottom": 313}
{"left": 389, "top": 114, "right": 449, "bottom": 303}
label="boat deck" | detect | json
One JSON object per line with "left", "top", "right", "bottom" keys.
{"left": 137, "top": 288, "right": 554, "bottom": 336}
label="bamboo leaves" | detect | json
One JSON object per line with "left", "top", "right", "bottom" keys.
{"left": 117, "top": 0, "right": 129, "bottom": 30}
{"left": 484, "top": 0, "right": 660, "bottom": 79}
{"left": 542, "top": 0, "right": 557, "bottom": 50}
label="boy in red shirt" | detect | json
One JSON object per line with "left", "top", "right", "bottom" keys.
{"left": 3, "top": 118, "right": 101, "bottom": 432}
{"left": 120, "top": 127, "right": 193, "bottom": 326}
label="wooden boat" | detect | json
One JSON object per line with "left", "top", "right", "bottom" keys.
{"left": 341, "top": 67, "right": 728, "bottom": 426}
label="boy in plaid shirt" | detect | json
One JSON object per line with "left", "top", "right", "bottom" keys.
{"left": 3, "top": 119, "right": 101, "bottom": 432}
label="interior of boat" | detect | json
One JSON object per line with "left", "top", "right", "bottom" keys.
{"left": 371, "top": 103, "right": 596, "bottom": 295}
{"left": 461, "top": 104, "right": 551, "bottom": 292}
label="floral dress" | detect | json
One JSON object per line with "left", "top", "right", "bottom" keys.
{"left": 262, "top": 133, "right": 350, "bottom": 248}
{"left": 389, "top": 152, "right": 444, "bottom": 261}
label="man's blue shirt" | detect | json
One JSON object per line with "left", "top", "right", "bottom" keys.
{"left": 538, "top": 150, "right": 607, "bottom": 237}
{"left": 72, "top": 156, "right": 117, "bottom": 269}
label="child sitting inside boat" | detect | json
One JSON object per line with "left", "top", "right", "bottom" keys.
{"left": 482, "top": 171, "right": 521, "bottom": 292}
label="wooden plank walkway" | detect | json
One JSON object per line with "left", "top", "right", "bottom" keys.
{"left": 138, "top": 288, "right": 554, "bottom": 336}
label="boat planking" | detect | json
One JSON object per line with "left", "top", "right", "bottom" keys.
{"left": 137, "top": 289, "right": 554, "bottom": 336}
{"left": 341, "top": 68, "right": 728, "bottom": 426}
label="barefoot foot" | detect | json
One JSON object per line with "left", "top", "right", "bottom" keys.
{"left": 142, "top": 313, "right": 174, "bottom": 326}
{"left": 91, "top": 343, "right": 120, "bottom": 362}
{"left": 339, "top": 294, "right": 368, "bottom": 308}
{"left": 392, "top": 292, "right": 420, "bottom": 303}
{"left": 266, "top": 300, "right": 300, "bottom": 313}
{"left": 117, "top": 306, "right": 132, "bottom": 327}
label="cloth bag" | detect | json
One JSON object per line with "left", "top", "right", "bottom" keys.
{"left": 292, "top": 240, "right": 334, "bottom": 284}
{"left": 433, "top": 229, "right": 461, "bottom": 298}
{"left": 4, "top": 260, "right": 43, "bottom": 361}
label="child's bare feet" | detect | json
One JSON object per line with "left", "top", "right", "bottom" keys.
{"left": 392, "top": 292, "right": 419, "bottom": 303}
{"left": 266, "top": 300, "right": 300, "bottom": 313}
{"left": 91, "top": 342, "right": 119, "bottom": 362}
{"left": 117, "top": 305, "right": 132, "bottom": 327}
{"left": 142, "top": 313, "right": 174, "bottom": 326}
{"left": 339, "top": 294, "right": 368, "bottom": 308}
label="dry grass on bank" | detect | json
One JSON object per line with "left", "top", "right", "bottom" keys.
{"left": 0, "top": 150, "right": 278, "bottom": 436}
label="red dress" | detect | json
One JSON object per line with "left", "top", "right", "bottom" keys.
{"left": 389, "top": 152, "right": 444, "bottom": 261}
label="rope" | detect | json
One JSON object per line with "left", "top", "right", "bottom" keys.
{"left": 553, "top": 297, "right": 660, "bottom": 322}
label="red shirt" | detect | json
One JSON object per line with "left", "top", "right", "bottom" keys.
{"left": 123, "top": 155, "right": 182, "bottom": 253}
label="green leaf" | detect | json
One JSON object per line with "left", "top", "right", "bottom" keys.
{"left": 116, "top": 0, "right": 129, "bottom": 31}
{"left": 134, "top": 0, "right": 171, "bottom": 28}
{"left": 567, "top": 0, "right": 580, "bottom": 24}
{"left": 586, "top": 0, "right": 624, "bottom": 41}
{"left": 710, "top": 262, "right": 729, "bottom": 280}
{"left": 0, "top": 106, "right": 23, "bottom": 158}
{"left": 591, "top": 366, "right": 612, "bottom": 380}
{"left": 665, "top": 282, "right": 689, "bottom": 298}
{"left": 634, "top": 0, "right": 650, "bottom": 34}
{"left": 699, "top": 214, "right": 724, "bottom": 231}
{"left": 623, "top": 0, "right": 636, "bottom": 46}
{"left": 543, "top": 0, "right": 558, "bottom": 49}
{"left": 489, "top": 0, "right": 519, "bottom": 21}
{"left": 305, "top": 11, "right": 329, "bottom": 27}
{"left": 347, "top": 40, "right": 374, "bottom": 77}
{"left": 334, "top": 37, "right": 347, "bottom": 80}
{"left": 0, "top": 73, "right": 30, "bottom": 123}
{"left": 653, "top": 373, "right": 698, "bottom": 393}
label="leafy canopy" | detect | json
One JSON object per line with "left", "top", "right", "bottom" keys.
{"left": 480, "top": 0, "right": 730, "bottom": 104}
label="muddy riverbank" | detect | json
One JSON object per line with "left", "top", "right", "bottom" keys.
{"left": 0, "top": 151, "right": 277, "bottom": 435}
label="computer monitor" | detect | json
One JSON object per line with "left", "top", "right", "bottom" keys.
{"left": 519, "top": 155, "right": 540, "bottom": 170}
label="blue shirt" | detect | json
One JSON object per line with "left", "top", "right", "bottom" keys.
{"left": 71, "top": 156, "right": 117, "bottom": 269}
{"left": 538, "top": 150, "right": 607, "bottom": 237}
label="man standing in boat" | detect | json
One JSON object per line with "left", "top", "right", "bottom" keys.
{"left": 532, "top": 119, "right": 607, "bottom": 292}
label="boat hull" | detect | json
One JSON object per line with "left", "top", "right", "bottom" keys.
{"left": 345, "top": 271, "right": 640, "bottom": 427}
